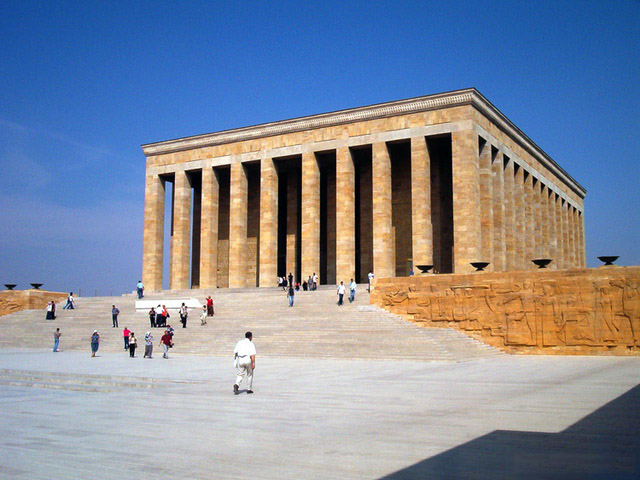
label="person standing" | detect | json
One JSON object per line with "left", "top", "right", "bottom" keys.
{"left": 46, "top": 301, "right": 54, "bottom": 320}
{"left": 287, "top": 284, "right": 295, "bottom": 307}
{"left": 206, "top": 296, "right": 214, "bottom": 317}
{"left": 53, "top": 328, "right": 61, "bottom": 352}
{"left": 288, "top": 272, "right": 294, "bottom": 288}
{"left": 161, "top": 305, "right": 169, "bottom": 327}
{"left": 90, "top": 330, "right": 99, "bottom": 357}
{"left": 233, "top": 331, "right": 256, "bottom": 395}
{"left": 63, "top": 292, "right": 75, "bottom": 309}
{"left": 155, "top": 305, "right": 163, "bottom": 327}
{"left": 368, "top": 270, "right": 374, "bottom": 293}
{"left": 160, "top": 330, "right": 173, "bottom": 359}
{"left": 313, "top": 273, "right": 318, "bottom": 291}
{"left": 200, "top": 305, "right": 207, "bottom": 325}
{"left": 111, "top": 305, "right": 120, "bottom": 328}
{"left": 144, "top": 332, "right": 154, "bottom": 358}
{"left": 337, "top": 281, "right": 346, "bottom": 306}
{"left": 179, "top": 303, "right": 188, "bottom": 328}
{"left": 349, "top": 278, "right": 357, "bottom": 303}
{"left": 149, "top": 307, "right": 156, "bottom": 328}
{"left": 136, "top": 280, "right": 144, "bottom": 299}
{"left": 129, "top": 332, "right": 137, "bottom": 357}
{"left": 123, "top": 326, "right": 130, "bottom": 350}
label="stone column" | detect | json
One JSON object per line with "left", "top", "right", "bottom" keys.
{"left": 142, "top": 174, "right": 165, "bottom": 291}
{"left": 372, "top": 142, "right": 394, "bottom": 279}
{"left": 579, "top": 210, "right": 586, "bottom": 267}
{"left": 170, "top": 170, "right": 191, "bottom": 290}
{"left": 301, "top": 152, "right": 320, "bottom": 283}
{"left": 229, "top": 162, "right": 248, "bottom": 288}
{"left": 451, "top": 130, "right": 481, "bottom": 273}
{"left": 336, "top": 147, "right": 356, "bottom": 282}
{"left": 410, "top": 136, "right": 432, "bottom": 268}
{"left": 571, "top": 206, "right": 579, "bottom": 268}
{"left": 555, "top": 195, "right": 565, "bottom": 269}
{"left": 491, "top": 148, "right": 506, "bottom": 271}
{"left": 199, "top": 167, "right": 219, "bottom": 289}
{"left": 539, "top": 183, "right": 549, "bottom": 260}
{"left": 259, "top": 158, "right": 278, "bottom": 287}
{"left": 513, "top": 165, "right": 525, "bottom": 270}
{"left": 478, "top": 139, "right": 493, "bottom": 268}
{"left": 524, "top": 172, "right": 534, "bottom": 268}
{"left": 547, "top": 190, "right": 557, "bottom": 269}
{"left": 503, "top": 157, "right": 516, "bottom": 270}
{"left": 562, "top": 201, "right": 571, "bottom": 269}
{"left": 285, "top": 170, "right": 298, "bottom": 279}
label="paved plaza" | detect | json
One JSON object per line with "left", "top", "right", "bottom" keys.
{"left": 0, "top": 349, "right": 638, "bottom": 479}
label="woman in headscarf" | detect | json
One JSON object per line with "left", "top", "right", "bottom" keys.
{"left": 144, "top": 332, "right": 154, "bottom": 358}
{"left": 90, "top": 330, "right": 100, "bottom": 357}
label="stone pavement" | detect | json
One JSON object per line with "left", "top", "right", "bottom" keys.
{"left": 0, "top": 350, "right": 638, "bottom": 479}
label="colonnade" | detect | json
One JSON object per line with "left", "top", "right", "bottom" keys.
{"left": 142, "top": 128, "right": 585, "bottom": 291}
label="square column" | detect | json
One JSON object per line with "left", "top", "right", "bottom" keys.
{"left": 503, "top": 157, "right": 516, "bottom": 270}
{"left": 301, "top": 152, "right": 320, "bottom": 283}
{"left": 142, "top": 174, "right": 165, "bottom": 291}
{"left": 580, "top": 211, "right": 586, "bottom": 267}
{"left": 229, "top": 162, "right": 248, "bottom": 288}
{"left": 410, "top": 136, "right": 432, "bottom": 268}
{"left": 199, "top": 167, "right": 219, "bottom": 289}
{"left": 514, "top": 165, "right": 525, "bottom": 270}
{"left": 259, "top": 158, "right": 278, "bottom": 287}
{"left": 478, "top": 139, "right": 493, "bottom": 268}
{"left": 372, "top": 142, "right": 394, "bottom": 279}
{"left": 537, "top": 182, "right": 547, "bottom": 259}
{"left": 524, "top": 172, "right": 534, "bottom": 268}
{"left": 336, "top": 146, "right": 356, "bottom": 283}
{"left": 491, "top": 148, "right": 506, "bottom": 271}
{"left": 170, "top": 170, "right": 191, "bottom": 290}
{"left": 555, "top": 195, "right": 565, "bottom": 269}
{"left": 451, "top": 130, "right": 481, "bottom": 273}
{"left": 569, "top": 206, "right": 577, "bottom": 268}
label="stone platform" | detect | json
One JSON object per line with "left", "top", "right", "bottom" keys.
{"left": 0, "top": 350, "right": 637, "bottom": 479}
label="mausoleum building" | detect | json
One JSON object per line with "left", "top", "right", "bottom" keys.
{"left": 141, "top": 88, "right": 586, "bottom": 291}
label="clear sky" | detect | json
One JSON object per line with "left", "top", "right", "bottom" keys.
{"left": 1, "top": 1, "right": 638, "bottom": 295}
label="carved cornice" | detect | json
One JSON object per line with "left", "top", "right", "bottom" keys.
{"left": 141, "top": 88, "right": 586, "bottom": 198}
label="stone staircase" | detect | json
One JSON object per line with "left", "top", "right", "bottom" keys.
{"left": 0, "top": 287, "right": 502, "bottom": 361}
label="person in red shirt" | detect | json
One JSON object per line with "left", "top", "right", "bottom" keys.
{"left": 206, "top": 296, "right": 214, "bottom": 317}
{"left": 123, "top": 327, "right": 130, "bottom": 350}
{"left": 160, "top": 330, "right": 173, "bottom": 359}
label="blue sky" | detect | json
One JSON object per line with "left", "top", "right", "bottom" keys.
{"left": 1, "top": 1, "right": 638, "bottom": 294}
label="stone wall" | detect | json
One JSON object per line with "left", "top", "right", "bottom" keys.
{"left": 0, "top": 290, "right": 68, "bottom": 317}
{"left": 371, "top": 266, "right": 640, "bottom": 355}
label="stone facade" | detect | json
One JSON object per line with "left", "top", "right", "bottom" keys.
{"left": 141, "top": 89, "right": 586, "bottom": 290}
{"left": 0, "top": 290, "right": 68, "bottom": 317}
{"left": 371, "top": 267, "right": 640, "bottom": 355}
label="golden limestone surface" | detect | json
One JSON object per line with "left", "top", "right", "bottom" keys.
{"left": 371, "top": 266, "right": 640, "bottom": 355}
{"left": 0, "top": 290, "right": 68, "bottom": 317}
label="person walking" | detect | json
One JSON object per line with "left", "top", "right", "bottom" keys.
{"left": 337, "top": 281, "right": 346, "bottom": 306}
{"left": 160, "top": 330, "right": 173, "bottom": 359}
{"left": 368, "top": 270, "right": 374, "bottom": 293}
{"left": 149, "top": 307, "right": 156, "bottom": 328}
{"left": 200, "top": 305, "right": 207, "bottom": 325}
{"left": 129, "top": 332, "right": 137, "bottom": 357}
{"left": 287, "top": 284, "right": 295, "bottom": 307}
{"left": 63, "top": 292, "right": 75, "bottom": 309}
{"left": 136, "top": 280, "right": 144, "bottom": 299}
{"left": 143, "top": 332, "right": 154, "bottom": 358}
{"left": 313, "top": 273, "right": 318, "bottom": 291}
{"left": 111, "top": 305, "right": 120, "bottom": 328}
{"left": 123, "top": 326, "right": 131, "bottom": 350}
{"left": 233, "top": 331, "right": 256, "bottom": 395}
{"left": 53, "top": 328, "right": 61, "bottom": 352}
{"left": 90, "top": 330, "right": 99, "bottom": 357}
{"left": 349, "top": 278, "right": 357, "bottom": 303}
{"left": 206, "top": 296, "right": 214, "bottom": 317}
{"left": 179, "top": 303, "right": 188, "bottom": 328}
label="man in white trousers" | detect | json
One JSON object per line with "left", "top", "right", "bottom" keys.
{"left": 233, "top": 331, "right": 256, "bottom": 395}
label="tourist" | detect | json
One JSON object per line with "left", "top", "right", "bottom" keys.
{"left": 155, "top": 305, "right": 163, "bottom": 327}
{"left": 136, "top": 280, "right": 144, "bottom": 299}
{"left": 160, "top": 330, "right": 173, "bottom": 358}
{"left": 45, "top": 301, "right": 55, "bottom": 320}
{"left": 368, "top": 270, "right": 374, "bottom": 293}
{"left": 206, "top": 296, "right": 214, "bottom": 317}
{"left": 233, "top": 331, "right": 256, "bottom": 395}
{"left": 53, "top": 328, "right": 61, "bottom": 352}
{"left": 337, "top": 281, "right": 346, "bottom": 306}
{"left": 161, "top": 305, "right": 169, "bottom": 326}
{"left": 349, "top": 278, "right": 357, "bottom": 303}
{"left": 90, "top": 330, "right": 99, "bottom": 357}
{"left": 143, "top": 332, "right": 154, "bottom": 358}
{"left": 313, "top": 273, "right": 318, "bottom": 290}
{"left": 149, "top": 307, "right": 156, "bottom": 328}
{"left": 112, "top": 305, "right": 120, "bottom": 328}
{"left": 302, "top": 280, "right": 308, "bottom": 291}
{"left": 308, "top": 275, "right": 313, "bottom": 289}
{"left": 281, "top": 277, "right": 287, "bottom": 291}
{"left": 123, "top": 326, "right": 131, "bottom": 350}
{"left": 179, "top": 303, "right": 188, "bottom": 328}
{"left": 62, "top": 292, "right": 75, "bottom": 309}
{"left": 288, "top": 272, "right": 294, "bottom": 287}
{"left": 129, "top": 332, "right": 137, "bottom": 357}
{"left": 166, "top": 324, "right": 175, "bottom": 337}
{"left": 200, "top": 305, "right": 207, "bottom": 325}
{"left": 295, "top": 282, "right": 300, "bottom": 291}
{"left": 287, "top": 283, "right": 295, "bottom": 307}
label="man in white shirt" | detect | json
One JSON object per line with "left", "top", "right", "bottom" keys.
{"left": 368, "top": 271, "right": 374, "bottom": 292}
{"left": 337, "top": 281, "right": 346, "bottom": 306}
{"left": 349, "top": 279, "right": 357, "bottom": 303}
{"left": 233, "top": 331, "right": 256, "bottom": 395}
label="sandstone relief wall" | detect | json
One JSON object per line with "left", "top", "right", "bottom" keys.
{"left": 371, "top": 267, "right": 640, "bottom": 355}
{"left": 0, "top": 290, "right": 68, "bottom": 317}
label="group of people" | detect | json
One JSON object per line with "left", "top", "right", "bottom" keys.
{"left": 84, "top": 325, "right": 175, "bottom": 359}
{"left": 147, "top": 305, "right": 170, "bottom": 328}
{"left": 336, "top": 279, "right": 357, "bottom": 305}
{"left": 279, "top": 273, "right": 319, "bottom": 292}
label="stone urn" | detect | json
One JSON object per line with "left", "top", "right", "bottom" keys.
{"left": 30, "top": 283, "right": 43, "bottom": 290}
{"left": 532, "top": 259, "right": 552, "bottom": 269}
{"left": 4, "top": 284, "right": 17, "bottom": 290}
{"left": 470, "top": 262, "right": 490, "bottom": 272}
{"left": 416, "top": 265, "right": 433, "bottom": 274}
{"left": 598, "top": 256, "right": 619, "bottom": 266}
